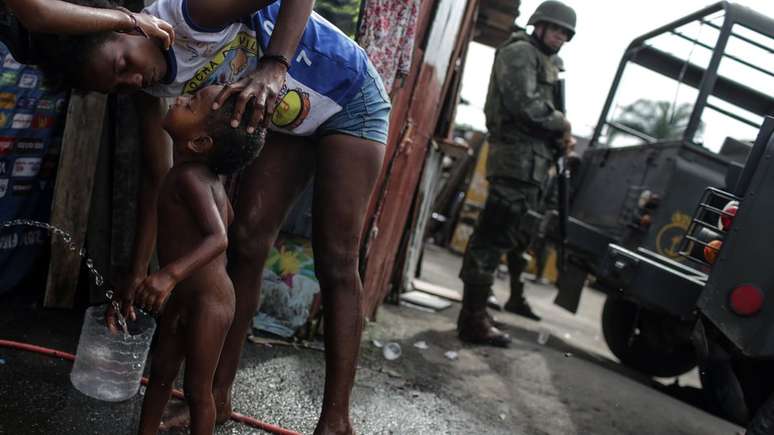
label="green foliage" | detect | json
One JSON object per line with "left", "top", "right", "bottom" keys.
{"left": 610, "top": 99, "right": 703, "bottom": 143}
{"left": 314, "top": 0, "right": 362, "bottom": 38}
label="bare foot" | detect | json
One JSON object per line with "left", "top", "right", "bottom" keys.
{"left": 158, "top": 401, "right": 190, "bottom": 432}
{"left": 158, "top": 398, "right": 232, "bottom": 430}
{"left": 313, "top": 418, "right": 354, "bottom": 435}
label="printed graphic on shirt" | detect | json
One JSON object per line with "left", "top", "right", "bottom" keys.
{"left": 0, "top": 137, "right": 12, "bottom": 156}
{"left": 272, "top": 85, "right": 311, "bottom": 130}
{"left": 0, "top": 71, "right": 17, "bottom": 86}
{"left": 0, "top": 92, "right": 15, "bottom": 109}
{"left": 32, "top": 115, "right": 55, "bottom": 129}
{"left": 12, "top": 157, "right": 42, "bottom": 177}
{"left": 14, "top": 139, "right": 45, "bottom": 155}
{"left": 182, "top": 32, "right": 258, "bottom": 94}
{"left": 12, "top": 181, "right": 34, "bottom": 195}
{"left": 11, "top": 113, "right": 32, "bottom": 129}
{"left": 18, "top": 73, "right": 38, "bottom": 89}
{"left": 3, "top": 54, "right": 21, "bottom": 70}
{"left": 16, "top": 97, "right": 37, "bottom": 110}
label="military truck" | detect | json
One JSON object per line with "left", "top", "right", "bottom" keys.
{"left": 677, "top": 116, "right": 774, "bottom": 429}
{"left": 547, "top": 0, "right": 774, "bottom": 397}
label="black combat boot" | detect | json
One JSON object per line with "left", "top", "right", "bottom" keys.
{"left": 504, "top": 280, "right": 542, "bottom": 321}
{"left": 458, "top": 285, "right": 511, "bottom": 347}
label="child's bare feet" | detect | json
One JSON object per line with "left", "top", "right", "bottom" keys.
{"left": 158, "top": 402, "right": 190, "bottom": 431}
{"left": 158, "top": 397, "right": 232, "bottom": 431}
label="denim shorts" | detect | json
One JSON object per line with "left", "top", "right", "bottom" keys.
{"left": 316, "top": 60, "right": 392, "bottom": 145}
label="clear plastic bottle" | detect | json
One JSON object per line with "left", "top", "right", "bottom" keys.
{"left": 70, "top": 305, "right": 156, "bottom": 402}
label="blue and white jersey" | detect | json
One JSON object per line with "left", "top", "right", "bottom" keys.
{"left": 144, "top": 0, "right": 368, "bottom": 135}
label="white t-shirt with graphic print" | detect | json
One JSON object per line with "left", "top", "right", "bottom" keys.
{"left": 143, "top": 0, "right": 368, "bottom": 136}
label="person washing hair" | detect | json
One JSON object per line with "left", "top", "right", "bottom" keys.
{"left": 6, "top": 0, "right": 390, "bottom": 433}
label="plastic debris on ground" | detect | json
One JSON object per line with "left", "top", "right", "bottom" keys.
{"left": 247, "top": 333, "right": 325, "bottom": 352}
{"left": 252, "top": 312, "right": 296, "bottom": 338}
{"left": 537, "top": 329, "right": 551, "bottom": 345}
{"left": 382, "top": 342, "right": 402, "bottom": 360}
{"left": 444, "top": 350, "right": 459, "bottom": 361}
{"left": 413, "top": 341, "right": 429, "bottom": 350}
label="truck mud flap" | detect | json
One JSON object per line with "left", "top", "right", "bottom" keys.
{"left": 554, "top": 258, "right": 587, "bottom": 313}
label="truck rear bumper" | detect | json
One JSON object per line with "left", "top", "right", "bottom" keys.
{"left": 601, "top": 245, "right": 706, "bottom": 319}
{"left": 535, "top": 213, "right": 706, "bottom": 318}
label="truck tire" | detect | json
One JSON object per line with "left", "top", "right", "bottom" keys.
{"left": 602, "top": 297, "right": 697, "bottom": 378}
{"left": 747, "top": 393, "right": 774, "bottom": 435}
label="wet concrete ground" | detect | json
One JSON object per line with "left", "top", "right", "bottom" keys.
{"left": 0, "top": 244, "right": 745, "bottom": 434}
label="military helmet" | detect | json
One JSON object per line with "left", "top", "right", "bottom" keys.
{"left": 528, "top": 1, "right": 576, "bottom": 40}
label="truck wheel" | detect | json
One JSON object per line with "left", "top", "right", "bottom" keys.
{"left": 602, "top": 297, "right": 697, "bottom": 377}
{"left": 747, "top": 393, "right": 774, "bottom": 435}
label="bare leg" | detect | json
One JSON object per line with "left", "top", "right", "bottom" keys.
{"left": 137, "top": 310, "right": 185, "bottom": 435}
{"left": 184, "top": 297, "right": 234, "bottom": 435}
{"left": 212, "top": 134, "right": 315, "bottom": 420}
{"left": 311, "top": 134, "right": 385, "bottom": 435}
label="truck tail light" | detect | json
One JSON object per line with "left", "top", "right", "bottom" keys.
{"left": 703, "top": 239, "right": 722, "bottom": 264}
{"left": 729, "top": 284, "right": 764, "bottom": 316}
{"left": 719, "top": 200, "right": 739, "bottom": 231}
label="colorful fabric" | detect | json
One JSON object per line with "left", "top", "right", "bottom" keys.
{"left": 357, "top": 0, "right": 420, "bottom": 92}
{"left": 0, "top": 45, "right": 67, "bottom": 292}
{"left": 255, "top": 234, "right": 319, "bottom": 337}
{"left": 143, "top": 0, "right": 368, "bottom": 136}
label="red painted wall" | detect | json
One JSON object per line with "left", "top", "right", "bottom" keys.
{"left": 360, "top": 0, "right": 481, "bottom": 316}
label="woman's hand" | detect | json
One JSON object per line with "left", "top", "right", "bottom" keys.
{"left": 135, "top": 269, "right": 177, "bottom": 315}
{"left": 211, "top": 59, "right": 288, "bottom": 133}
{"left": 105, "top": 274, "right": 143, "bottom": 334}
{"left": 135, "top": 12, "right": 175, "bottom": 49}
{"left": 119, "top": 9, "right": 175, "bottom": 50}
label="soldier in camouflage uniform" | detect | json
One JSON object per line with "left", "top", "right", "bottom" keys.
{"left": 458, "top": 0, "right": 577, "bottom": 347}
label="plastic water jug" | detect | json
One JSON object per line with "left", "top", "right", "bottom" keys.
{"left": 70, "top": 304, "right": 156, "bottom": 402}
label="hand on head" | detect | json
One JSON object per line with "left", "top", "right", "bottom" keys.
{"left": 211, "top": 57, "right": 289, "bottom": 133}
{"left": 119, "top": 9, "right": 176, "bottom": 50}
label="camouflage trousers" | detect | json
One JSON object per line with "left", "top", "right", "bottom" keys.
{"left": 459, "top": 179, "right": 540, "bottom": 289}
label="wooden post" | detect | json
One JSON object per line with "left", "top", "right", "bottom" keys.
{"left": 86, "top": 110, "right": 113, "bottom": 304}
{"left": 44, "top": 92, "right": 107, "bottom": 308}
{"left": 110, "top": 95, "right": 141, "bottom": 288}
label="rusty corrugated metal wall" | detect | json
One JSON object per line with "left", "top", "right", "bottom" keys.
{"left": 360, "top": 0, "right": 481, "bottom": 316}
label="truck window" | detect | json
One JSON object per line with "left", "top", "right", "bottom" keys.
{"left": 598, "top": 17, "right": 720, "bottom": 148}
{"left": 695, "top": 24, "right": 773, "bottom": 153}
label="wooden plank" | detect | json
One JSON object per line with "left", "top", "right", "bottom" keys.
{"left": 411, "top": 278, "right": 462, "bottom": 302}
{"left": 110, "top": 95, "right": 140, "bottom": 283}
{"left": 398, "top": 144, "right": 443, "bottom": 293}
{"left": 44, "top": 92, "right": 107, "bottom": 308}
{"left": 400, "top": 290, "right": 452, "bottom": 310}
{"left": 87, "top": 112, "right": 113, "bottom": 304}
